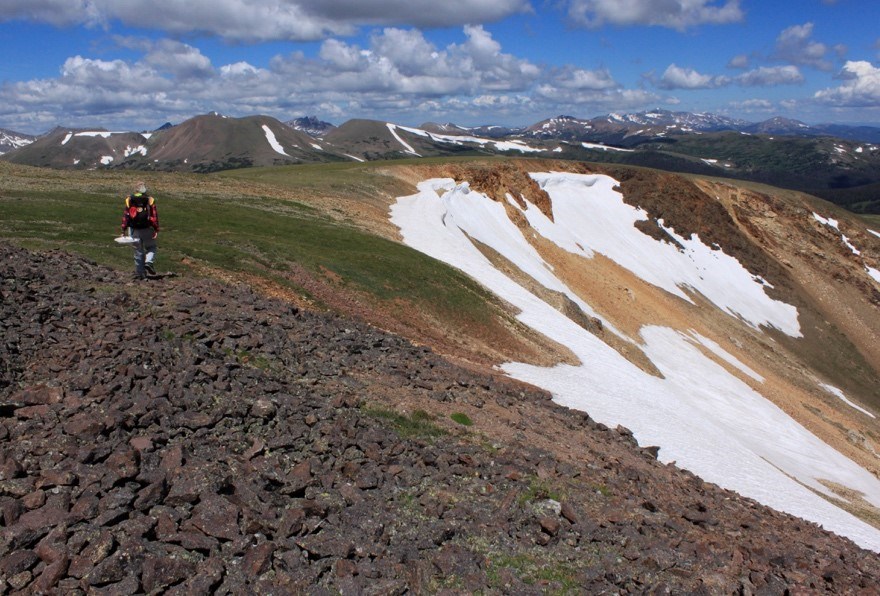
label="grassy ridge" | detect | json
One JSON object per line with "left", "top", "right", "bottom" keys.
{"left": 0, "top": 162, "right": 500, "bottom": 333}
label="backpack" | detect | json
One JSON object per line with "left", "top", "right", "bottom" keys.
{"left": 127, "top": 193, "right": 152, "bottom": 229}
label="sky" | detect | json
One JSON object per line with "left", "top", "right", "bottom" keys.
{"left": 1, "top": 0, "right": 879, "bottom": 134}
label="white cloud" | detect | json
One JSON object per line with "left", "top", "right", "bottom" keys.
{"left": 0, "top": 0, "right": 99, "bottom": 28}
{"left": 566, "top": 0, "right": 743, "bottom": 30}
{"left": 0, "top": 0, "right": 531, "bottom": 41}
{"left": 144, "top": 40, "right": 214, "bottom": 79}
{"left": 298, "top": 0, "right": 532, "bottom": 29}
{"left": 0, "top": 23, "right": 553, "bottom": 131}
{"left": 453, "top": 25, "right": 541, "bottom": 90}
{"left": 658, "top": 64, "right": 728, "bottom": 89}
{"left": 730, "top": 98, "right": 773, "bottom": 112}
{"left": 552, "top": 67, "right": 618, "bottom": 90}
{"left": 535, "top": 84, "right": 662, "bottom": 113}
{"left": 735, "top": 65, "right": 803, "bottom": 87}
{"left": 59, "top": 56, "right": 167, "bottom": 91}
{"left": 774, "top": 23, "right": 834, "bottom": 71}
{"left": 657, "top": 63, "right": 803, "bottom": 90}
{"left": 219, "top": 62, "right": 265, "bottom": 77}
{"left": 728, "top": 54, "right": 750, "bottom": 69}
{"left": 814, "top": 61, "right": 880, "bottom": 107}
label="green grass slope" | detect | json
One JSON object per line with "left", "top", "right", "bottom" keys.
{"left": 0, "top": 160, "right": 551, "bottom": 366}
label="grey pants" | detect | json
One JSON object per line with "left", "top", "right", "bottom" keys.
{"left": 129, "top": 227, "right": 157, "bottom": 275}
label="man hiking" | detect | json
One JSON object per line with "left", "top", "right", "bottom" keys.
{"left": 121, "top": 181, "right": 159, "bottom": 280}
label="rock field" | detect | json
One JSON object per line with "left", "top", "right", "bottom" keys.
{"left": 1, "top": 244, "right": 879, "bottom": 594}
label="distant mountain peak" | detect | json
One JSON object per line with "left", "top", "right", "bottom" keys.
{"left": 286, "top": 116, "right": 336, "bottom": 138}
{"left": 0, "top": 128, "right": 36, "bottom": 155}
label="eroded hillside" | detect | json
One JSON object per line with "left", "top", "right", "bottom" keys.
{"left": 374, "top": 160, "right": 880, "bottom": 547}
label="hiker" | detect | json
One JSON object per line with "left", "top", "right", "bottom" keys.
{"left": 121, "top": 181, "right": 159, "bottom": 279}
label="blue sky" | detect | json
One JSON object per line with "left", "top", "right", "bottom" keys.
{"left": 1, "top": 0, "right": 879, "bottom": 134}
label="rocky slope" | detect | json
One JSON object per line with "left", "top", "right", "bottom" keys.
{"left": 2, "top": 244, "right": 880, "bottom": 593}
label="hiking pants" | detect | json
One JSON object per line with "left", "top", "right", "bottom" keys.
{"left": 130, "top": 227, "right": 157, "bottom": 276}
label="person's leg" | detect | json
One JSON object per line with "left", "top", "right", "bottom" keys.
{"left": 132, "top": 229, "right": 149, "bottom": 278}
{"left": 143, "top": 234, "right": 157, "bottom": 275}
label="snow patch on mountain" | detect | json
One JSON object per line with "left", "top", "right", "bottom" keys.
{"left": 124, "top": 145, "right": 147, "bottom": 158}
{"left": 60, "top": 130, "right": 150, "bottom": 146}
{"left": 390, "top": 123, "right": 543, "bottom": 155}
{"left": 814, "top": 212, "right": 880, "bottom": 281}
{"left": 686, "top": 331, "right": 763, "bottom": 382}
{"left": 821, "top": 384, "right": 877, "bottom": 419}
{"left": 0, "top": 129, "right": 34, "bottom": 154}
{"left": 390, "top": 173, "right": 880, "bottom": 552}
{"left": 582, "top": 142, "right": 632, "bottom": 152}
{"left": 525, "top": 172, "right": 801, "bottom": 335}
{"left": 262, "top": 125, "right": 289, "bottom": 157}
{"left": 387, "top": 124, "right": 420, "bottom": 156}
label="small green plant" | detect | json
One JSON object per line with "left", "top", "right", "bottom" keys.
{"left": 517, "top": 476, "right": 562, "bottom": 506}
{"left": 484, "top": 552, "right": 580, "bottom": 592}
{"left": 364, "top": 407, "right": 445, "bottom": 439}
{"left": 592, "top": 483, "right": 611, "bottom": 497}
{"left": 450, "top": 412, "right": 473, "bottom": 426}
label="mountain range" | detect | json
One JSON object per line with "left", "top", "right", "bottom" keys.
{"left": 2, "top": 109, "right": 879, "bottom": 213}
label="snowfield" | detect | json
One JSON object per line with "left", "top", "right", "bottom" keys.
{"left": 387, "top": 123, "right": 544, "bottom": 156}
{"left": 262, "top": 125, "right": 290, "bottom": 156}
{"left": 391, "top": 172, "right": 880, "bottom": 552}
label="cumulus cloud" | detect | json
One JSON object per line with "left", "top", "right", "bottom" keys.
{"left": 727, "top": 54, "right": 750, "bottom": 69}
{"left": 297, "top": 0, "right": 532, "bottom": 29}
{"left": 0, "top": 0, "right": 99, "bottom": 28}
{"left": 774, "top": 23, "right": 835, "bottom": 71}
{"left": 658, "top": 64, "right": 729, "bottom": 89}
{"left": 656, "top": 63, "right": 804, "bottom": 91}
{"left": 551, "top": 67, "right": 618, "bottom": 90}
{"left": 735, "top": 65, "right": 803, "bottom": 87}
{"left": 269, "top": 25, "right": 538, "bottom": 98}
{"left": 565, "top": 0, "right": 743, "bottom": 30}
{"left": 534, "top": 82, "right": 662, "bottom": 113}
{"left": 0, "top": 0, "right": 531, "bottom": 41}
{"left": 144, "top": 40, "right": 214, "bottom": 79}
{"left": 814, "top": 61, "right": 880, "bottom": 107}
{"left": 0, "top": 24, "right": 555, "bottom": 131}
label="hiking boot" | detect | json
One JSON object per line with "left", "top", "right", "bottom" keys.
{"left": 132, "top": 272, "right": 146, "bottom": 281}
{"left": 144, "top": 263, "right": 156, "bottom": 276}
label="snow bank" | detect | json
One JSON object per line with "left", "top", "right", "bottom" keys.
{"left": 582, "top": 142, "right": 633, "bottom": 152}
{"left": 821, "top": 384, "right": 877, "bottom": 419}
{"left": 526, "top": 172, "right": 801, "bottom": 336}
{"left": 390, "top": 123, "right": 543, "bottom": 154}
{"left": 391, "top": 174, "right": 880, "bottom": 552}
{"left": 124, "top": 145, "right": 147, "bottom": 158}
{"left": 386, "top": 124, "right": 420, "bottom": 156}
{"left": 262, "top": 125, "right": 289, "bottom": 156}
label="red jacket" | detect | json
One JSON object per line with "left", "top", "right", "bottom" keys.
{"left": 122, "top": 193, "right": 159, "bottom": 231}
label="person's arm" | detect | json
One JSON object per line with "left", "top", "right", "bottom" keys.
{"left": 149, "top": 197, "right": 159, "bottom": 237}
{"left": 121, "top": 196, "right": 131, "bottom": 234}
